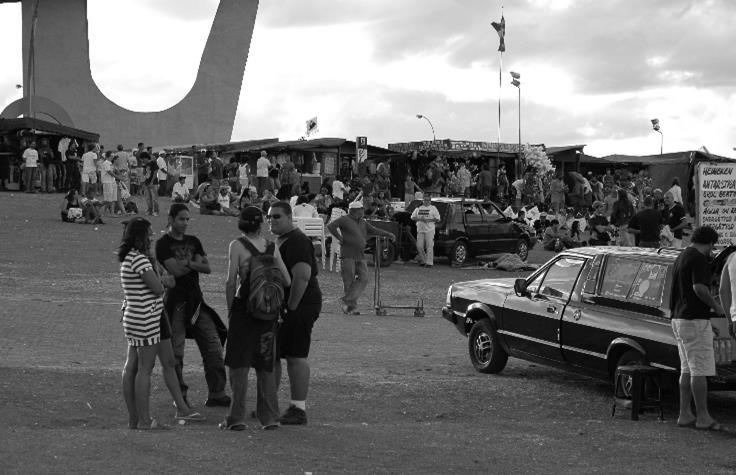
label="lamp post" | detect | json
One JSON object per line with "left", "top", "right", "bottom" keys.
{"left": 651, "top": 118, "right": 663, "bottom": 155}
{"left": 510, "top": 71, "right": 522, "bottom": 176}
{"left": 416, "top": 114, "right": 436, "bottom": 150}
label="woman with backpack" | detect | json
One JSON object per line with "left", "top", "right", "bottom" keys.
{"left": 221, "top": 206, "right": 291, "bottom": 431}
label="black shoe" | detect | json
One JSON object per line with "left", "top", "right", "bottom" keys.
{"left": 205, "top": 395, "right": 231, "bottom": 407}
{"left": 279, "top": 405, "right": 307, "bottom": 425}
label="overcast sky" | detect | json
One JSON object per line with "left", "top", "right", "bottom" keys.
{"left": 0, "top": 0, "right": 734, "bottom": 157}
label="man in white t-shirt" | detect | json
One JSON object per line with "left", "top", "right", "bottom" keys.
{"left": 80, "top": 144, "right": 99, "bottom": 195}
{"left": 171, "top": 175, "right": 190, "bottom": 203}
{"left": 292, "top": 195, "right": 319, "bottom": 218}
{"left": 256, "top": 151, "right": 271, "bottom": 196}
{"left": 156, "top": 152, "right": 169, "bottom": 196}
{"left": 410, "top": 193, "right": 441, "bottom": 267}
{"left": 22, "top": 141, "right": 38, "bottom": 193}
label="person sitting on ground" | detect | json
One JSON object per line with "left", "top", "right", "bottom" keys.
{"left": 60, "top": 189, "right": 84, "bottom": 223}
{"left": 261, "top": 189, "right": 278, "bottom": 213}
{"left": 171, "top": 175, "right": 190, "bottom": 203}
{"left": 199, "top": 184, "right": 223, "bottom": 215}
{"left": 542, "top": 219, "right": 579, "bottom": 252}
{"left": 80, "top": 189, "right": 104, "bottom": 224}
{"left": 217, "top": 185, "right": 240, "bottom": 216}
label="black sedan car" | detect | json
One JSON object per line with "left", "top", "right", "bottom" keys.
{"left": 403, "top": 197, "right": 537, "bottom": 264}
{"left": 442, "top": 246, "right": 736, "bottom": 388}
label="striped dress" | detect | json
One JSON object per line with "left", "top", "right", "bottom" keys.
{"left": 120, "top": 250, "right": 163, "bottom": 347}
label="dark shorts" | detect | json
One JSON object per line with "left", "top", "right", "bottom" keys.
{"left": 160, "top": 309, "right": 172, "bottom": 341}
{"left": 278, "top": 302, "right": 321, "bottom": 359}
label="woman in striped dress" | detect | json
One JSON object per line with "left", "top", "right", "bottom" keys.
{"left": 118, "top": 217, "right": 204, "bottom": 429}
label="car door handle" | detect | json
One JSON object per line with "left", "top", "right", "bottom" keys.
{"left": 547, "top": 306, "right": 557, "bottom": 314}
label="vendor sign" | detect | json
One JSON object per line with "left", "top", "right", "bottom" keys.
{"left": 695, "top": 161, "right": 736, "bottom": 245}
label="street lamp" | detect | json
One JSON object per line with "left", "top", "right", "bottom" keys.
{"left": 651, "top": 118, "right": 663, "bottom": 155}
{"left": 416, "top": 114, "right": 436, "bottom": 150}
{"left": 510, "top": 71, "right": 522, "bottom": 175}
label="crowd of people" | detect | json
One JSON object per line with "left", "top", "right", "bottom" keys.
{"left": 18, "top": 132, "right": 690, "bottom": 255}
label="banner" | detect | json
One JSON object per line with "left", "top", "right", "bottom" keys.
{"left": 696, "top": 161, "right": 736, "bottom": 244}
{"left": 356, "top": 136, "right": 368, "bottom": 164}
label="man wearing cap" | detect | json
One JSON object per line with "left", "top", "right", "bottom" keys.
{"left": 172, "top": 175, "right": 190, "bottom": 203}
{"left": 327, "top": 200, "right": 395, "bottom": 314}
{"left": 411, "top": 193, "right": 441, "bottom": 267}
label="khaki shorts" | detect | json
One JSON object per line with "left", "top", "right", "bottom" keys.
{"left": 671, "top": 319, "right": 716, "bottom": 377}
{"left": 81, "top": 171, "right": 97, "bottom": 184}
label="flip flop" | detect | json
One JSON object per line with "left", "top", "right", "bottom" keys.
{"left": 676, "top": 419, "right": 696, "bottom": 428}
{"left": 175, "top": 412, "right": 206, "bottom": 422}
{"left": 139, "top": 418, "right": 171, "bottom": 430}
{"left": 695, "top": 422, "right": 725, "bottom": 432}
{"left": 218, "top": 421, "right": 246, "bottom": 431}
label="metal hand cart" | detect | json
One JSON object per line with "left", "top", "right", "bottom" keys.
{"left": 372, "top": 237, "right": 425, "bottom": 317}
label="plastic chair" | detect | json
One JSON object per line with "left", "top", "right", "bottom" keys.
{"left": 293, "top": 216, "right": 326, "bottom": 270}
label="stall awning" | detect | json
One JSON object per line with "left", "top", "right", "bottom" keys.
{"left": 247, "top": 137, "right": 399, "bottom": 158}
{"left": 0, "top": 117, "right": 100, "bottom": 142}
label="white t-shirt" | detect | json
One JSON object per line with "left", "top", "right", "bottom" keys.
{"left": 172, "top": 182, "right": 189, "bottom": 199}
{"left": 218, "top": 192, "right": 231, "bottom": 209}
{"left": 256, "top": 157, "right": 270, "bottom": 177}
{"left": 727, "top": 254, "right": 736, "bottom": 322}
{"left": 411, "top": 204, "right": 441, "bottom": 233}
{"left": 332, "top": 180, "right": 346, "bottom": 200}
{"left": 101, "top": 160, "right": 117, "bottom": 184}
{"left": 23, "top": 148, "right": 38, "bottom": 168}
{"left": 81, "top": 151, "right": 97, "bottom": 173}
{"left": 156, "top": 156, "right": 167, "bottom": 181}
{"left": 239, "top": 164, "right": 250, "bottom": 180}
{"left": 293, "top": 203, "right": 319, "bottom": 218}
{"left": 668, "top": 184, "right": 683, "bottom": 204}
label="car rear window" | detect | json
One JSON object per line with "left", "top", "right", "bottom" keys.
{"left": 600, "top": 257, "right": 669, "bottom": 307}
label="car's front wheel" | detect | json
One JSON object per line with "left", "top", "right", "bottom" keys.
{"left": 451, "top": 240, "right": 469, "bottom": 265}
{"left": 468, "top": 319, "right": 508, "bottom": 374}
{"left": 515, "top": 238, "right": 530, "bottom": 261}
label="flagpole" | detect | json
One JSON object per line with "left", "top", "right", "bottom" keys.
{"left": 497, "top": 51, "right": 502, "bottom": 167}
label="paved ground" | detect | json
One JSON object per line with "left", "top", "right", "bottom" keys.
{"left": 1, "top": 192, "right": 736, "bottom": 474}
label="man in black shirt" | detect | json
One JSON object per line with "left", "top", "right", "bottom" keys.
{"left": 156, "top": 203, "right": 229, "bottom": 408}
{"left": 268, "top": 201, "right": 322, "bottom": 425}
{"left": 669, "top": 226, "right": 724, "bottom": 431}
{"left": 627, "top": 196, "right": 662, "bottom": 248}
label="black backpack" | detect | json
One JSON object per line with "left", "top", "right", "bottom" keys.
{"left": 237, "top": 238, "right": 286, "bottom": 321}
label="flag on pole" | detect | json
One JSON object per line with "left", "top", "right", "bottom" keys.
{"left": 491, "top": 15, "right": 505, "bottom": 52}
{"left": 306, "top": 116, "right": 319, "bottom": 137}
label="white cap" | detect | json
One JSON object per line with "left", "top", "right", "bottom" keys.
{"left": 348, "top": 200, "right": 363, "bottom": 209}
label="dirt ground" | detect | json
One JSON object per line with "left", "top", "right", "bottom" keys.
{"left": 1, "top": 192, "right": 736, "bottom": 474}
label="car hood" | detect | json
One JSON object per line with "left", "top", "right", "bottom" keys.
{"left": 452, "top": 277, "right": 518, "bottom": 302}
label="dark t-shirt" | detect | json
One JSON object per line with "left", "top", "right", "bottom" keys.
{"left": 144, "top": 159, "right": 159, "bottom": 185}
{"left": 588, "top": 214, "right": 610, "bottom": 242}
{"left": 278, "top": 228, "right": 322, "bottom": 305}
{"left": 155, "top": 234, "right": 206, "bottom": 301}
{"left": 664, "top": 204, "right": 686, "bottom": 239}
{"left": 39, "top": 146, "right": 54, "bottom": 167}
{"left": 209, "top": 158, "right": 224, "bottom": 180}
{"left": 628, "top": 208, "right": 662, "bottom": 242}
{"left": 670, "top": 247, "right": 711, "bottom": 320}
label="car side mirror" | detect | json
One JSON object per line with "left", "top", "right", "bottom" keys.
{"left": 514, "top": 278, "right": 529, "bottom": 296}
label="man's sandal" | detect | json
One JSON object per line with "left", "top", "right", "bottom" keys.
{"left": 138, "top": 418, "right": 171, "bottom": 430}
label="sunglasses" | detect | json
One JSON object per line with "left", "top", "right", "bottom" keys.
{"left": 266, "top": 214, "right": 282, "bottom": 220}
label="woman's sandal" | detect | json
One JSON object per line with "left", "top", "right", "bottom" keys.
{"left": 139, "top": 418, "right": 171, "bottom": 430}
{"left": 218, "top": 420, "right": 246, "bottom": 431}
{"left": 174, "top": 411, "right": 206, "bottom": 422}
